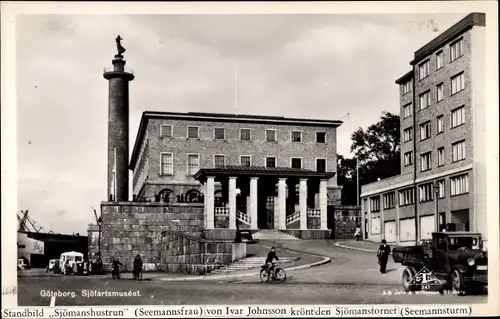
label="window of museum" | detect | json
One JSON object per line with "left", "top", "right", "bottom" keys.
{"left": 240, "top": 128, "right": 251, "bottom": 141}
{"left": 437, "top": 115, "right": 444, "bottom": 134}
{"left": 187, "top": 126, "right": 199, "bottom": 139}
{"left": 266, "top": 157, "right": 276, "bottom": 168}
{"left": 291, "top": 158, "right": 302, "bottom": 169}
{"left": 316, "top": 158, "right": 326, "bottom": 173}
{"left": 316, "top": 132, "right": 326, "bottom": 143}
{"left": 160, "top": 153, "right": 173, "bottom": 175}
{"left": 291, "top": 131, "right": 302, "bottom": 143}
{"left": 436, "top": 83, "right": 444, "bottom": 102}
{"left": 160, "top": 125, "right": 172, "bottom": 138}
{"left": 187, "top": 154, "right": 199, "bottom": 176}
{"left": 403, "top": 103, "right": 412, "bottom": 118}
{"left": 437, "top": 180, "right": 445, "bottom": 198}
{"left": 214, "top": 128, "right": 225, "bottom": 140}
{"left": 266, "top": 129, "right": 277, "bottom": 142}
{"left": 240, "top": 156, "right": 252, "bottom": 167}
{"left": 214, "top": 155, "right": 226, "bottom": 168}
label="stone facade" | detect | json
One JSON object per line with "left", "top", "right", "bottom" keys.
{"left": 129, "top": 112, "right": 342, "bottom": 203}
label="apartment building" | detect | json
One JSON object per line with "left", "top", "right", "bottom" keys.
{"left": 360, "top": 13, "right": 487, "bottom": 245}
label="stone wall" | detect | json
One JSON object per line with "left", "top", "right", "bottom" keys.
{"left": 334, "top": 216, "right": 362, "bottom": 239}
{"left": 99, "top": 201, "right": 204, "bottom": 271}
{"left": 87, "top": 224, "right": 99, "bottom": 259}
{"left": 307, "top": 216, "right": 320, "bottom": 229}
{"left": 159, "top": 230, "right": 243, "bottom": 275}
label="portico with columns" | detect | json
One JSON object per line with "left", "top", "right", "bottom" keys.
{"left": 194, "top": 166, "right": 335, "bottom": 233}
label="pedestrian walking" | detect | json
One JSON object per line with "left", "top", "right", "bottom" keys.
{"left": 354, "top": 227, "right": 361, "bottom": 241}
{"left": 377, "top": 239, "right": 391, "bottom": 274}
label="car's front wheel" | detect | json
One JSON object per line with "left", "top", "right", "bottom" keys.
{"left": 450, "top": 269, "right": 466, "bottom": 296}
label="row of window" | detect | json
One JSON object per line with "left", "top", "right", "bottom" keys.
{"left": 418, "top": 38, "right": 464, "bottom": 81}
{"left": 419, "top": 72, "right": 464, "bottom": 110}
{"left": 159, "top": 153, "right": 328, "bottom": 176}
{"left": 403, "top": 140, "right": 466, "bottom": 170}
{"left": 159, "top": 125, "right": 328, "bottom": 143}
{"left": 402, "top": 106, "right": 465, "bottom": 143}
{"left": 369, "top": 173, "right": 469, "bottom": 211}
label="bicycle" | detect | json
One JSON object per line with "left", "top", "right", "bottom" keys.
{"left": 260, "top": 261, "right": 286, "bottom": 283}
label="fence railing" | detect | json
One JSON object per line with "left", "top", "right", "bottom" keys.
{"left": 236, "top": 211, "right": 250, "bottom": 224}
{"left": 307, "top": 208, "right": 321, "bottom": 217}
{"left": 214, "top": 207, "right": 229, "bottom": 216}
{"left": 286, "top": 212, "right": 300, "bottom": 224}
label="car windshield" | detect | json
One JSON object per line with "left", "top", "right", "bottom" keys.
{"left": 448, "top": 237, "right": 480, "bottom": 251}
{"left": 75, "top": 256, "right": 83, "bottom": 262}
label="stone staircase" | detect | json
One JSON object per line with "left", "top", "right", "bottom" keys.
{"left": 208, "top": 256, "right": 293, "bottom": 275}
{"left": 252, "top": 229, "right": 301, "bottom": 241}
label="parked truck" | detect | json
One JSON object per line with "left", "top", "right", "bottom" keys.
{"left": 393, "top": 232, "right": 488, "bottom": 296}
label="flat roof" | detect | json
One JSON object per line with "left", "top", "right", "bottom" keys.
{"left": 193, "top": 165, "right": 336, "bottom": 182}
{"left": 410, "top": 12, "right": 486, "bottom": 65}
{"left": 395, "top": 70, "right": 414, "bottom": 85}
{"left": 130, "top": 111, "right": 343, "bottom": 168}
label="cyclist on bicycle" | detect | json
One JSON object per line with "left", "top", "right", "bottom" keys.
{"left": 265, "top": 247, "right": 279, "bottom": 276}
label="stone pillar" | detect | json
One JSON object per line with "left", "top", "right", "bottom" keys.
{"left": 250, "top": 177, "right": 259, "bottom": 230}
{"left": 229, "top": 177, "right": 237, "bottom": 229}
{"left": 103, "top": 56, "right": 135, "bottom": 201}
{"left": 205, "top": 177, "right": 215, "bottom": 229}
{"left": 319, "top": 180, "right": 328, "bottom": 230}
{"left": 299, "top": 178, "right": 308, "bottom": 230}
{"left": 277, "top": 178, "right": 287, "bottom": 230}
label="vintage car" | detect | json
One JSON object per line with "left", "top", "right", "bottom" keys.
{"left": 239, "top": 230, "right": 259, "bottom": 244}
{"left": 46, "top": 259, "right": 59, "bottom": 272}
{"left": 396, "top": 232, "right": 487, "bottom": 295}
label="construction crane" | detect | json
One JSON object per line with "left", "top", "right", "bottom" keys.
{"left": 17, "top": 210, "right": 44, "bottom": 233}
{"left": 91, "top": 206, "right": 102, "bottom": 225}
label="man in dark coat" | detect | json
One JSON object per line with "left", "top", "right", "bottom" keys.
{"left": 265, "top": 247, "right": 279, "bottom": 276}
{"left": 377, "top": 239, "right": 391, "bottom": 274}
{"left": 133, "top": 254, "right": 143, "bottom": 277}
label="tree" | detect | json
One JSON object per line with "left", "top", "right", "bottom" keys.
{"left": 337, "top": 112, "right": 401, "bottom": 205}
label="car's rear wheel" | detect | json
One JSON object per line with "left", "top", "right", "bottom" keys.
{"left": 402, "top": 267, "right": 421, "bottom": 292}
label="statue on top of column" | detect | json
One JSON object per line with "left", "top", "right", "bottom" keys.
{"left": 115, "top": 35, "right": 126, "bottom": 57}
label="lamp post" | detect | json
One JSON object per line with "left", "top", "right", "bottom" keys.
{"left": 234, "top": 188, "right": 242, "bottom": 243}
{"left": 97, "top": 217, "right": 103, "bottom": 267}
{"left": 433, "top": 182, "right": 440, "bottom": 232}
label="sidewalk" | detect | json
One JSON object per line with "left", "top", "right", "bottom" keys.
{"left": 335, "top": 240, "right": 381, "bottom": 252}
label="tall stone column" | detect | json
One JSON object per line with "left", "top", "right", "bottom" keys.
{"left": 205, "top": 177, "right": 215, "bottom": 229}
{"left": 277, "top": 178, "right": 287, "bottom": 230}
{"left": 250, "top": 177, "right": 259, "bottom": 230}
{"left": 229, "top": 177, "right": 237, "bottom": 229}
{"left": 103, "top": 53, "right": 135, "bottom": 202}
{"left": 319, "top": 180, "right": 328, "bottom": 230}
{"left": 299, "top": 178, "right": 308, "bottom": 230}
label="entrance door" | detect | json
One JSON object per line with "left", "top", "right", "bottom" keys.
{"left": 384, "top": 221, "right": 396, "bottom": 243}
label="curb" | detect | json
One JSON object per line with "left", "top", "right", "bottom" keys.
{"left": 157, "top": 242, "right": 332, "bottom": 282}
{"left": 334, "top": 242, "right": 378, "bottom": 253}
{"left": 158, "top": 256, "right": 331, "bottom": 282}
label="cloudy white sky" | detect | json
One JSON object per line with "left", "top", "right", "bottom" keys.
{"left": 15, "top": 11, "right": 471, "bottom": 234}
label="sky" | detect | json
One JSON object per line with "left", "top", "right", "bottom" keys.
{"left": 15, "top": 12, "right": 469, "bottom": 234}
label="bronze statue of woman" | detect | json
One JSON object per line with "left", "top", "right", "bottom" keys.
{"left": 116, "top": 35, "right": 126, "bottom": 56}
